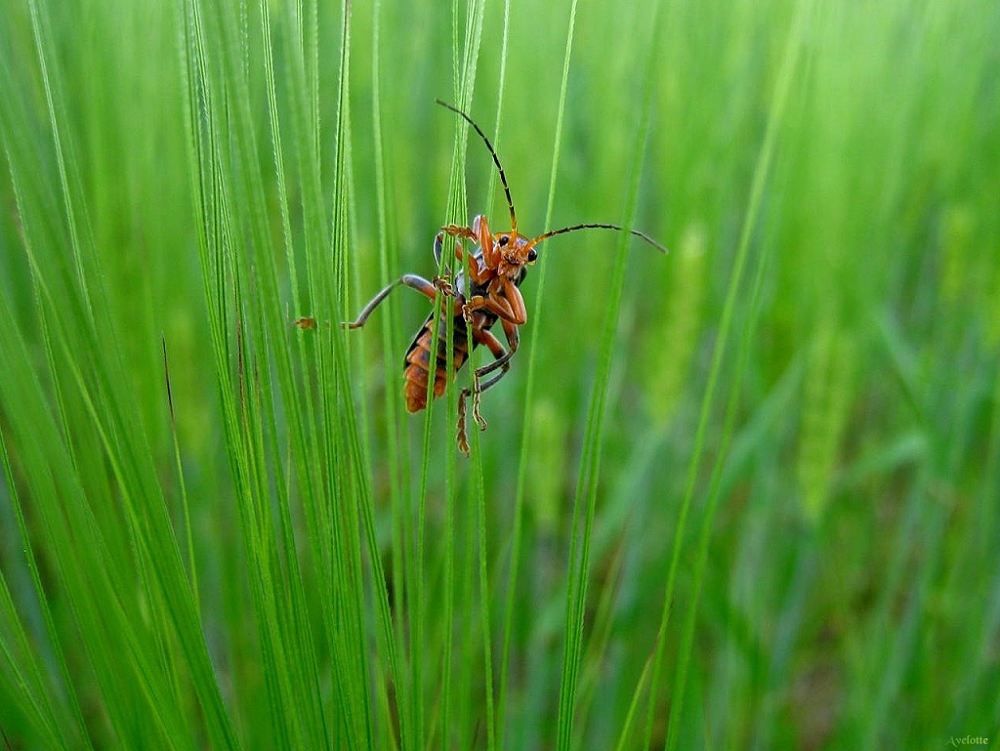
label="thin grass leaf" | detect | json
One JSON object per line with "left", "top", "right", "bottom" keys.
{"left": 655, "top": 1, "right": 810, "bottom": 748}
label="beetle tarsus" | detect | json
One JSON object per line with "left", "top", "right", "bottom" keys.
{"left": 432, "top": 275, "right": 454, "bottom": 296}
{"left": 471, "top": 387, "right": 487, "bottom": 432}
{"left": 457, "top": 389, "right": 471, "bottom": 455}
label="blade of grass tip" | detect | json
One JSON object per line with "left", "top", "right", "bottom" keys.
{"left": 645, "top": 2, "right": 811, "bottom": 749}
{"left": 613, "top": 645, "right": 657, "bottom": 751}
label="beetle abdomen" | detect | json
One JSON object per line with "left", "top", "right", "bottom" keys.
{"left": 403, "top": 312, "right": 472, "bottom": 412}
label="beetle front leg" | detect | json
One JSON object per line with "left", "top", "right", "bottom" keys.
{"left": 431, "top": 274, "right": 455, "bottom": 297}
{"left": 437, "top": 224, "right": 477, "bottom": 275}
{"left": 440, "top": 223, "right": 478, "bottom": 243}
{"left": 436, "top": 228, "right": 491, "bottom": 290}
{"left": 462, "top": 279, "right": 526, "bottom": 327}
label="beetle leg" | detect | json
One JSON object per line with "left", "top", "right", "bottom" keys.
{"left": 462, "top": 279, "right": 526, "bottom": 326}
{"left": 431, "top": 275, "right": 454, "bottom": 296}
{"left": 456, "top": 386, "right": 481, "bottom": 455}
{"left": 436, "top": 230, "right": 492, "bottom": 293}
{"left": 342, "top": 274, "right": 441, "bottom": 329}
{"left": 433, "top": 231, "right": 447, "bottom": 265}
{"left": 442, "top": 223, "right": 477, "bottom": 238}
{"left": 474, "top": 318, "right": 519, "bottom": 379}
{"left": 469, "top": 388, "right": 486, "bottom": 434}
{"left": 441, "top": 224, "right": 477, "bottom": 245}
{"left": 435, "top": 231, "right": 470, "bottom": 267}
{"left": 430, "top": 232, "right": 456, "bottom": 293}
{"left": 456, "top": 392, "right": 471, "bottom": 455}
{"left": 456, "top": 324, "right": 506, "bottom": 453}
{"left": 454, "top": 321, "right": 519, "bottom": 453}
{"left": 461, "top": 298, "right": 481, "bottom": 324}
{"left": 468, "top": 319, "right": 516, "bottom": 432}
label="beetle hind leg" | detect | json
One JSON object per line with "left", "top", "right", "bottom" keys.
{"left": 342, "top": 274, "right": 442, "bottom": 329}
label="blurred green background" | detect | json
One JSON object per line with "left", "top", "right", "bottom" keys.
{"left": 1, "top": 0, "right": 998, "bottom": 748}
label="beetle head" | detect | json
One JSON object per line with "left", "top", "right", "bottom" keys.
{"left": 493, "top": 232, "right": 537, "bottom": 278}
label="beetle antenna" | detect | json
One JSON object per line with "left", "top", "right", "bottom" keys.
{"left": 527, "top": 223, "right": 668, "bottom": 254}
{"left": 436, "top": 99, "right": 518, "bottom": 233}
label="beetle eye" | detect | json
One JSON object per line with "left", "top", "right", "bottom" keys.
{"left": 498, "top": 235, "right": 509, "bottom": 246}
{"left": 527, "top": 248, "right": 537, "bottom": 263}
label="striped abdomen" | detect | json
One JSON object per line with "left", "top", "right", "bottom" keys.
{"left": 403, "top": 310, "right": 493, "bottom": 412}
